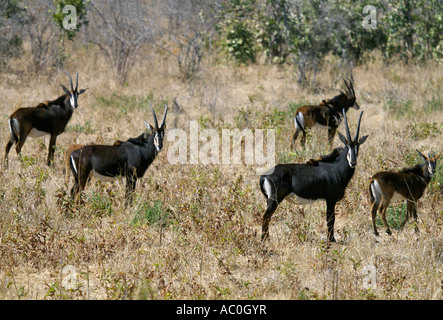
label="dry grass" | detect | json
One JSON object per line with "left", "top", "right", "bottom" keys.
{"left": 0, "top": 44, "right": 442, "bottom": 300}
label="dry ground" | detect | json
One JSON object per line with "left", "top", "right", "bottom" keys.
{"left": 0, "top": 46, "right": 442, "bottom": 300}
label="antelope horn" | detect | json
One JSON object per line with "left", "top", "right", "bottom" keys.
{"left": 148, "top": 101, "right": 159, "bottom": 130}
{"left": 63, "top": 70, "right": 74, "bottom": 92}
{"left": 342, "top": 109, "right": 352, "bottom": 142}
{"left": 161, "top": 104, "right": 168, "bottom": 128}
{"left": 416, "top": 149, "right": 427, "bottom": 161}
{"left": 350, "top": 78, "right": 355, "bottom": 95}
{"left": 343, "top": 79, "right": 352, "bottom": 96}
{"left": 75, "top": 73, "right": 79, "bottom": 91}
{"left": 354, "top": 111, "right": 364, "bottom": 142}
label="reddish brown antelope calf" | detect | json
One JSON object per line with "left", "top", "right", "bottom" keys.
{"left": 369, "top": 150, "right": 441, "bottom": 236}
{"left": 291, "top": 79, "right": 360, "bottom": 149}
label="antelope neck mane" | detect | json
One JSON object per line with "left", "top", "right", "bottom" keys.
{"left": 126, "top": 132, "right": 153, "bottom": 146}
{"left": 36, "top": 94, "right": 70, "bottom": 108}
{"left": 398, "top": 163, "right": 424, "bottom": 175}
{"left": 306, "top": 147, "right": 344, "bottom": 166}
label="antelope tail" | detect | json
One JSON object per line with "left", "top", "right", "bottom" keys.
{"left": 368, "top": 178, "right": 382, "bottom": 206}
{"left": 368, "top": 179, "right": 375, "bottom": 205}
{"left": 294, "top": 112, "right": 305, "bottom": 135}
{"left": 8, "top": 118, "right": 19, "bottom": 143}
{"left": 260, "top": 177, "right": 274, "bottom": 200}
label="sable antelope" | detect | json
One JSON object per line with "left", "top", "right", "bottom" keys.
{"left": 291, "top": 79, "right": 360, "bottom": 149}
{"left": 4, "top": 70, "right": 87, "bottom": 167}
{"left": 369, "top": 151, "right": 441, "bottom": 236}
{"left": 69, "top": 102, "right": 168, "bottom": 206}
{"left": 260, "top": 109, "right": 368, "bottom": 243}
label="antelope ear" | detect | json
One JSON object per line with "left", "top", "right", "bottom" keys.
{"left": 435, "top": 151, "right": 442, "bottom": 160}
{"left": 61, "top": 84, "right": 71, "bottom": 95}
{"left": 337, "top": 131, "right": 348, "bottom": 145}
{"left": 358, "top": 135, "right": 369, "bottom": 145}
{"left": 78, "top": 88, "right": 88, "bottom": 95}
{"left": 144, "top": 120, "right": 153, "bottom": 135}
{"left": 416, "top": 149, "right": 427, "bottom": 161}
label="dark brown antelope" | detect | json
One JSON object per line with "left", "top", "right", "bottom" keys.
{"left": 260, "top": 109, "right": 368, "bottom": 243}
{"left": 4, "top": 70, "right": 87, "bottom": 167}
{"left": 69, "top": 102, "right": 167, "bottom": 206}
{"left": 369, "top": 150, "right": 441, "bottom": 236}
{"left": 291, "top": 79, "right": 360, "bottom": 149}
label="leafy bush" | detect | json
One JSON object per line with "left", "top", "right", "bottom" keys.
{"left": 409, "top": 122, "right": 442, "bottom": 140}
{"left": 52, "top": 0, "right": 88, "bottom": 40}
{"left": 423, "top": 96, "right": 443, "bottom": 113}
{"left": 0, "top": 0, "right": 26, "bottom": 69}
{"left": 132, "top": 200, "right": 169, "bottom": 227}
{"left": 214, "top": 0, "right": 261, "bottom": 64}
{"left": 384, "top": 99, "right": 413, "bottom": 119}
{"left": 383, "top": 0, "right": 442, "bottom": 61}
{"left": 87, "top": 192, "right": 113, "bottom": 217}
{"left": 376, "top": 203, "right": 408, "bottom": 230}
{"left": 429, "top": 163, "right": 443, "bottom": 195}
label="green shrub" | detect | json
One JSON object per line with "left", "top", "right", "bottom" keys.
{"left": 94, "top": 92, "right": 159, "bottom": 115}
{"left": 66, "top": 120, "right": 94, "bottom": 134}
{"left": 409, "top": 122, "right": 442, "bottom": 140}
{"left": 376, "top": 202, "right": 408, "bottom": 230}
{"left": 213, "top": 0, "right": 260, "bottom": 64}
{"left": 132, "top": 200, "right": 168, "bottom": 227}
{"left": 429, "top": 163, "right": 443, "bottom": 195}
{"left": 87, "top": 192, "right": 113, "bottom": 217}
{"left": 423, "top": 96, "right": 443, "bottom": 112}
{"left": 384, "top": 99, "right": 413, "bottom": 118}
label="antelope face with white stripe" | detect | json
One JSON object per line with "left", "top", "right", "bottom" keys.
{"left": 425, "top": 152, "right": 439, "bottom": 177}
{"left": 60, "top": 70, "right": 88, "bottom": 109}
{"left": 146, "top": 121, "right": 166, "bottom": 152}
{"left": 337, "top": 116, "right": 368, "bottom": 169}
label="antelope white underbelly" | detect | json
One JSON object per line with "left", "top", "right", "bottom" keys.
{"left": 391, "top": 191, "right": 406, "bottom": 201}
{"left": 28, "top": 128, "right": 49, "bottom": 138}
{"left": 92, "top": 170, "right": 119, "bottom": 182}
{"left": 285, "top": 193, "right": 321, "bottom": 205}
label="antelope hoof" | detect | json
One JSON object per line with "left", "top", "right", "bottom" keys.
{"left": 386, "top": 229, "right": 392, "bottom": 236}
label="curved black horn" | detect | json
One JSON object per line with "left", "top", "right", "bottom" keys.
{"left": 148, "top": 101, "right": 159, "bottom": 130}
{"left": 342, "top": 109, "right": 352, "bottom": 142}
{"left": 354, "top": 111, "right": 364, "bottom": 142}
{"left": 75, "top": 73, "right": 78, "bottom": 91}
{"left": 63, "top": 70, "right": 74, "bottom": 91}
{"left": 343, "top": 79, "right": 352, "bottom": 95}
{"left": 161, "top": 104, "right": 168, "bottom": 128}
{"left": 350, "top": 78, "right": 355, "bottom": 95}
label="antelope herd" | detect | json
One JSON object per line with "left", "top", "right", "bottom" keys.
{"left": 3, "top": 73, "right": 441, "bottom": 244}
